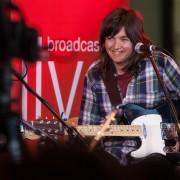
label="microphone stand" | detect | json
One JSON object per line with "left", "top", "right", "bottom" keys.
{"left": 149, "top": 52, "right": 180, "bottom": 147}
{"left": 12, "top": 68, "right": 89, "bottom": 151}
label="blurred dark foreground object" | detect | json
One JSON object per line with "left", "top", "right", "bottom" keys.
{"left": 0, "top": 142, "right": 180, "bottom": 180}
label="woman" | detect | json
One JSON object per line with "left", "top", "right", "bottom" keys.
{"left": 78, "top": 7, "right": 180, "bottom": 166}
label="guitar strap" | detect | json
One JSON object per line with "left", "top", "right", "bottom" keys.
{"left": 102, "top": 64, "right": 129, "bottom": 125}
{"left": 103, "top": 67, "right": 122, "bottom": 106}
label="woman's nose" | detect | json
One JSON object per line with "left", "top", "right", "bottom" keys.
{"left": 113, "top": 39, "right": 121, "bottom": 49}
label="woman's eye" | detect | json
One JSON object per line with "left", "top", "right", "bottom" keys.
{"left": 121, "top": 37, "right": 129, "bottom": 41}
{"left": 106, "top": 36, "right": 113, "bottom": 40}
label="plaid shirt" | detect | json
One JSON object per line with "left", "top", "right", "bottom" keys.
{"left": 79, "top": 52, "right": 180, "bottom": 165}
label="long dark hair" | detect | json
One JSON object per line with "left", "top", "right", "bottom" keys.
{"left": 96, "top": 7, "right": 152, "bottom": 79}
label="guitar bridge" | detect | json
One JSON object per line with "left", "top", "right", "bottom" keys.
{"left": 161, "top": 123, "right": 178, "bottom": 140}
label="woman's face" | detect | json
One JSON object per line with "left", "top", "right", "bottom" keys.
{"left": 105, "top": 27, "right": 133, "bottom": 69}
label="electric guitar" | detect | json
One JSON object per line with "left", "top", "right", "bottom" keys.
{"left": 22, "top": 101, "right": 180, "bottom": 159}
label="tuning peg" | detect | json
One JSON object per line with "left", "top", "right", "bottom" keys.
{"left": 47, "top": 129, "right": 52, "bottom": 133}
{"left": 36, "top": 116, "right": 41, "bottom": 120}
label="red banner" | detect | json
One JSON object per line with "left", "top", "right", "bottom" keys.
{"left": 11, "top": 0, "right": 129, "bottom": 121}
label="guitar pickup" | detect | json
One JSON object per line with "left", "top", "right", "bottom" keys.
{"left": 160, "top": 123, "right": 179, "bottom": 140}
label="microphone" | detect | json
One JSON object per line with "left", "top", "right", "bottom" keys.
{"left": 135, "top": 42, "right": 160, "bottom": 54}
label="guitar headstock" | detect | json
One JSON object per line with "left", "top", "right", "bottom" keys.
{"left": 22, "top": 117, "right": 79, "bottom": 140}
{"left": 26, "top": 119, "right": 64, "bottom": 135}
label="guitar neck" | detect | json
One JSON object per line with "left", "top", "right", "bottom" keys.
{"left": 76, "top": 125, "right": 142, "bottom": 137}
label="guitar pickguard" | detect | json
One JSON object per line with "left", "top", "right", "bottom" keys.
{"left": 130, "top": 114, "right": 166, "bottom": 158}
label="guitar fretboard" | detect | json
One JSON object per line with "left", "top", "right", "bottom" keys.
{"left": 76, "top": 125, "right": 143, "bottom": 137}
